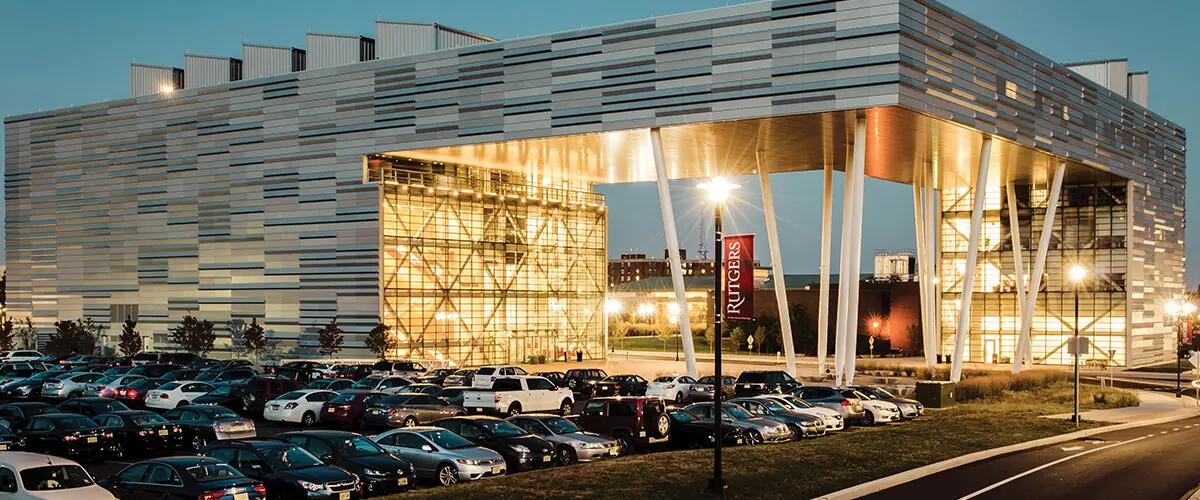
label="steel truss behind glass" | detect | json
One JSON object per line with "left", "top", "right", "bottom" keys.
{"left": 369, "top": 156, "right": 607, "bottom": 366}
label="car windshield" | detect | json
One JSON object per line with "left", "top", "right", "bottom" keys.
{"left": 93, "top": 376, "right": 118, "bottom": 385}
{"left": 759, "top": 399, "right": 790, "bottom": 413}
{"left": 131, "top": 413, "right": 170, "bottom": 425}
{"left": 421, "top": 429, "right": 473, "bottom": 449}
{"left": 186, "top": 463, "right": 244, "bottom": 482}
{"left": 696, "top": 376, "right": 717, "bottom": 384}
{"left": 263, "top": 446, "right": 324, "bottom": 470}
{"left": 352, "top": 377, "right": 382, "bottom": 388}
{"left": 274, "top": 391, "right": 306, "bottom": 401}
{"left": 652, "top": 376, "right": 676, "bottom": 383}
{"left": 54, "top": 416, "right": 97, "bottom": 430}
{"left": 476, "top": 419, "right": 529, "bottom": 437}
{"left": 777, "top": 396, "right": 814, "bottom": 409}
{"left": 206, "top": 385, "right": 238, "bottom": 396}
{"left": 200, "top": 407, "right": 239, "bottom": 419}
{"left": 867, "top": 387, "right": 896, "bottom": 399}
{"left": 670, "top": 411, "right": 697, "bottom": 423}
{"left": 329, "top": 393, "right": 360, "bottom": 403}
{"left": 90, "top": 400, "right": 128, "bottom": 413}
{"left": 157, "top": 382, "right": 182, "bottom": 391}
{"left": 738, "top": 373, "right": 768, "bottom": 383}
{"left": 541, "top": 417, "right": 581, "bottom": 434}
{"left": 334, "top": 435, "right": 387, "bottom": 457}
{"left": 722, "top": 405, "right": 753, "bottom": 420}
{"left": 20, "top": 465, "right": 94, "bottom": 491}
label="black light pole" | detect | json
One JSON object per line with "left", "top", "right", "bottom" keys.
{"left": 709, "top": 199, "right": 726, "bottom": 493}
{"left": 1067, "top": 264, "right": 1087, "bottom": 426}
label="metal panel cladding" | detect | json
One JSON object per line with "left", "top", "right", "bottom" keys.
{"left": 184, "top": 54, "right": 242, "bottom": 89}
{"left": 307, "top": 33, "right": 373, "bottom": 70}
{"left": 130, "top": 64, "right": 183, "bottom": 97}
{"left": 242, "top": 44, "right": 305, "bottom": 79}
{"left": 375, "top": 21, "right": 493, "bottom": 60}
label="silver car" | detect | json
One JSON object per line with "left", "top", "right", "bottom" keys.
{"left": 372, "top": 426, "right": 506, "bottom": 486}
{"left": 851, "top": 385, "right": 925, "bottom": 419}
{"left": 83, "top": 374, "right": 145, "bottom": 397}
{"left": 683, "top": 402, "right": 793, "bottom": 444}
{"left": 507, "top": 414, "right": 620, "bottom": 464}
{"left": 40, "top": 371, "right": 104, "bottom": 399}
{"left": 761, "top": 395, "right": 845, "bottom": 431}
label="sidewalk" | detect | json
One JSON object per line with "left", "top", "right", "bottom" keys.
{"left": 1044, "top": 389, "right": 1199, "bottom": 423}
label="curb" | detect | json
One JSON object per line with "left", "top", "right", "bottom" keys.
{"left": 814, "top": 410, "right": 1199, "bottom": 500}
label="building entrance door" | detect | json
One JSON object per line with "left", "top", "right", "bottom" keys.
{"left": 984, "top": 340, "right": 997, "bottom": 364}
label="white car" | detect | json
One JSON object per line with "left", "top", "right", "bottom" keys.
{"left": 1, "top": 351, "right": 44, "bottom": 363}
{"left": 463, "top": 376, "right": 574, "bottom": 416}
{"left": 262, "top": 389, "right": 338, "bottom": 425}
{"left": 471, "top": 365, "right": 528, "bottom": 389}
{"left": 350, "top": 375, "right": 412, "bottom": 394}
{"left": 145, "top": 380, "right": 216, "bottom": 410}
{"left": 760, "top": 395, "right": 845, "bottom": 431}
{"left": 852, "top": 391, "right": 901, "bottom": 425}
{"left": 0, "top": 451, "right": 116, "bottom": 499}
{"left": 39, "top": 372, "right": 104, "bottom": 399}
{"left": 645, "top": 375, "right": 696, "bottom": 403}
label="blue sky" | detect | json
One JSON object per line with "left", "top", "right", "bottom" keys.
{"left": 1, "top": 0, "right": 1195, "bottom": 284}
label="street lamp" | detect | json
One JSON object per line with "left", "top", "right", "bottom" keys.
{"left": 698, "top": 176, "right": 737, "bottom": 494}
{"left": 1067, "top": 264, "right": 1088, "bottom": 425}
{"left": 1165, "top": 299, "right": 1196, "bottom": 398}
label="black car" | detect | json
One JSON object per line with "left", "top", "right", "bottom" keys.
{"left": 0, "top": 425, "right": 25, "bottom": 451}
{"left": 534, "top": 371, "right": 567, "bottom": 388}
{"left": 666, "top": 409, "right": 746, "bottom": 449}
{"left": 0, "top": 402, "right": 59, "bottom": 428}
{"left": 435, "top": 386, "right": 468, "bottom": 406}
{"left": 592, "top": 374, "right": 649, "bottom": 397}
{"left": 127, "top": 363, "right": 183, "bottom": 379}
{"left": 415, "top": 368, "right": 456, "bottom": 385}
{"left": 56, "top": 397, "right": 131, "bottom": 417}
{"left": 13, "top": 413, "right": 113, "bottom": 459}
{"left": 103, "top": 456, "right": 266, "bottom": 500}
{"left": 191, "top": 377, "right": 302, "bottom": 417}
{"left": 278, "top": 430, "right": 415, "bottom": 495}
{"left": 432, "top": 416, "right": 556, "bottom": 472}
{"left": 159, "top": 368, "right": 200, "bottom": 381}
{"left": 733, "top": 370, "right": 801, "bottom": 396}
{"left": 563, "top": 368, "right": 608, "bottom": 398}
{"left": 195, "top": 367, "right": 258, "bottom": 384}
{"left": 163, "top": 405, "right": 257, "bottom": 451}
{"left": 93, "top": 410, "right": 186, "bottom": 458}
{"left": 2, "top": 370, "right": 65, "bottom": 398}
{"left": 202, "top": 439, "right": 360, "bottom": 500}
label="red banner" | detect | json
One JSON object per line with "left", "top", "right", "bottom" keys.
{"left": 723, "top": 234, "right": 755, "bottom": 321}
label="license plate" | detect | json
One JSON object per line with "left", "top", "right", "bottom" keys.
{"left": 491, "top": 465, "right": 503, "bottom": 474}
{"left": 326, "top": 407, "right": 334, "bottom": 412}
{"left": 87, "top": 437, "right": 97, "bottom": 443}
{"left": 737, "top": 438, "right": 744, "bottom": 444}
{"left": 158, "top": 429, "right": 169, "bottom": 436}
{"left": 397, "top": 477, "right": 408, "bottom": 486}
{"left": 609, "top": 448, "right": 618, "bottom": 456}
{"left": 338, "top": 492, "right": 350, "bottom": 500}
{"left": 542, "top": 455, "right": 551, "bottom": 463}
{"left": 234, "top": 494, "right": 248, "bottom": 500}
{"left": 0, "top": 445, "right": 7, "bottom": 451}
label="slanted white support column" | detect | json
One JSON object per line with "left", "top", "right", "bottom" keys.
{"left": 928, "top": 182, "right": 941, "bottom": 358}
{"left": 833, "top": 147, "right": 858, "bottom": 386}
{"left": 817, "top": 163, "right": 834, "bottom": 376}
{"left": 913, "top": 165, "right": 935, "bottom": 368}
{"left": 843, "top": 117, "right": 867, "bottom": 385}
{"left": 951, "top": 137, "right": 992, "bottom": 382}
{"left": 1015, "top": 161, "right": 1066, "bottom": 371}
{"left": 758, "top": 162, "right": 798, "bottom": 376}
{"left": 650, "top": 127, "right": 698, "bottom": 378}
{"left": 1006, "top": 178, "right": 1029, "bottom": 373}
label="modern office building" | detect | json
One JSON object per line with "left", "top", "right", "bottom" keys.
{"left": 4, "top": 0, "right": 1184, "bottom": 371}
{"left": 608, "top": 250, "right": 718, "bottom": 288}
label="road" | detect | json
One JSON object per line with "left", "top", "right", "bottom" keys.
{"left": 863, "top": 416, "right": 1200, "bottom": 500}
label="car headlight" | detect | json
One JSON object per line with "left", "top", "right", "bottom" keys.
{"left": 799, "top": 421, "right": 815, "bottom": 427}
{"left": 579, "top": 442, "right": 605, "bottom": 449}
{"left": 510, "top": 444, "right": 530, "bottom": 453}
{"left": 16, "top": 386, "right": 30, "bottom": 394}
{"left": 456, "top": 458, "right": 483, "bottom": 465}
{"left": 298, "top": 480, "right": 324, "bottom": 492}
{"left": 362, "top": 468, "right": 386, "bottom": 477}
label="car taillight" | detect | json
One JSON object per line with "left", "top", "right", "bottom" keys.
{"left": 199, "top": 490, "right": 226, "bottom": 500}
{"left": 666, "top": 384, "right": 675, "bottom": 389}
{"left": 214, "top": 422, "right": 224, "bottom": 432}
{"left": 840, "top": 400, "right": 850, "bottom": 407}
{"left": 160, "top": 393, "right": 169, "bottom": 399}
{"left": 129, "top": 390, "right": 139, "bottom": 398}
{"left": 284, "top": 402, "right": 298, "bottom": 410}
{"left": 253, "top": 483, "right": 267, "bottom": 496}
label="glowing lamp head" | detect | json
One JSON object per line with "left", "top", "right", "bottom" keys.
{"left": 604, "top": 299, "right": 623, "bottom": 315}
{"left": 698, "top": 177, "right": 738, "bottom": 203}
{"left": 1166, "top": 301, "right": 1181, "bottom": 316}
{"left": 1067, "top": 265, "right": 1088, "bottom": 284}
{"left": 871, "top": 321, "right": 881, "bottom": 329}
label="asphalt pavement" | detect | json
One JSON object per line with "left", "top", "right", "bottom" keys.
{"left": 863, "top": 416, "right": 1200, "bottom": 500}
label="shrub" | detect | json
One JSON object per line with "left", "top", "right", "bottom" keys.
{"left": 526, "top": 354, "right": 548, "bottom": 364}
{"left": 955, "top": 370, "right": 1069, "bottom": 401}
{"left": 1092, "top": 387, "right": 1140, "bottom": 408}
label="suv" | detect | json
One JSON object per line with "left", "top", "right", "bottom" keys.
{"left": 372, "top": 359, "right": 454, "bottom": 379}
{"left": 575, "top": 397, "right": 670, "bottom": 453}
{"left": 793, "top": 386, "right": 867, "bottom": 424}
{"left": 191, "top": 377, "right": 302, "bottom": 417}
{"left": 472, "top": 366, "right": 528, "bottom": 389}
{"left": 733, "top": 370, "right": 800, "bottom": 396}
{"left": 563, "top": 369, "right": 608, "bottom": 398}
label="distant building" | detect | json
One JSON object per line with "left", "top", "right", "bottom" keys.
{"left": 873, "top": 251, "right": 917, "bottom": 282}
{"left": 608, "top": 250, "right": 716, "bottom": 288}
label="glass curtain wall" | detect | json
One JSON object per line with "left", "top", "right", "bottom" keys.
{"left": 369, "top": 156, "right": 607, "bottom": 366}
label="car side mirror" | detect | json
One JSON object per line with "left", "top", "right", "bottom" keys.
{"left": 420, "top": 444, "right": 435, "bottom": 452}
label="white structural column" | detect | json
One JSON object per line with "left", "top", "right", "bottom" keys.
{"left": 817, "top": 163, "right": 834, "bottom": 375}
{"left": 833, "top": 141, "right": 859, "bottom": 385}
{"left": 758, "top": 163, "right": 798, "bottom": 376}
{"left": 1005, "top": 178, "right": 1028, "bottom": 373}
{"left": 912, "top": 164, "right": 936, "bottom": 368}
{"left": 649, "top": 127, "right": 698, "bottom": 378}
{"left": 1014, "top": 161, "right": 1066, "bottom": 371}
{"left": 843, "top": 117, "right": 867, "bottom": 385}
{"left": 951, "top": 137, "right": 992, "bottom": 382}
{"left": 928, "top": 180, "right": 941, "bottom": 357}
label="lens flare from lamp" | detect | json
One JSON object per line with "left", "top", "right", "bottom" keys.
{"left": 1067, "top": 265, "right": 1088, "bottom": 284}
{"left": 698, "top": 177, "right": 738, "bottom": 203}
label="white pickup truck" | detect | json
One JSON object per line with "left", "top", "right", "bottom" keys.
{"left": 463, "top": 376, "right": 574, "bottom": 416}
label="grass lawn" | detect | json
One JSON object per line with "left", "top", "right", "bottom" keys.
{"left": 1129, "top": 359, "right": 1196, "bottom": 373}
{"left": 615, "top": 336, "right": 763, "bottom": 355}
{"left": 384, "top": 384, "right": 1130, "bottom": 500}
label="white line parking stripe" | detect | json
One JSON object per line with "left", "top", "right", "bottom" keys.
{"left": 957, "top": 436, "right": 1149, "bottom": 500}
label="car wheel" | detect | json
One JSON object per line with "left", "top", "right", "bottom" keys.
{"left": 402, "top": 416, "right": 418, "bottom": 428}
{"left": 558, "top": 399, "right": 573, "bottom": 416}
{"left": 437, "top": 463, "right": 459, "bottom": 486}
{"left": 673, "top": 391, "right": 684, "bottom": 404}
{"left": 191, "top": 435, "right": 208, "bottom": 452}
{"left": 506, "top": 403, "right": 522, "bottom": 417}
{"left": 301, "top": 411, "right": 317, "bottom": 426}
{"left": 746, "top": 430, "right": 763, "bottom": 445}
{"left": 557, "top": 445, "right": 577, "bottom": 465}
{"left": 615, "top": 433, "right": 634, "bottom": 455}
{"left": 863, "top": 410, "right": 875, "bottom": 426}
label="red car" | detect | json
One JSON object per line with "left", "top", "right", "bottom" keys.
{"left": 112, "top": 377, "right": 166, "bottom": 408}
{"left": 320, "top": 390, "right": 387, "bottom": 428}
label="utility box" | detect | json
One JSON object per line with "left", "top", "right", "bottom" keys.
{"left": 916, "top": 380, "right": 956, "bottom": 408}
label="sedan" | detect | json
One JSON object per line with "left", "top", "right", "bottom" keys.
{"left": 373, "top": 426, "right": 506, "bottom": 486}
{"left": 111, "top": 377, "right": 167, "bottom": 408}
{"left": 591, "top": 374, "right": 648, "bottom": 397}
{"left": 645, "top": 375, "right": 697, "bottom": 403}
{"left": 666, "top": 409, "right": 746, "bottom": 449}
{"left": 278, "top": 430, "right": 416, "bottom": 495}
{"left": 308, "top": 378, "right": 355, "bottom": 391}
{"left": 262, "top": 389, "right": 338, "bottom": 425}
{"left": 416, "top": 368, "right": 457, "bottom": 385}
{"left": 432, "top": 416, "right": 556, "bottom": 472}
{"left": 102, "top": 457, "right": 265, "bottom": 500}
{"left": 683, "top": 402, "right": 793, "bottom": 444}
{"left": 145, "top": 380, "right": 216, "bottom": 410}
{"left": 507, "top": 414, "right": 619, "bottom": 464}
{"left": 851, "top": 385, "right": 925, "bottom": 419}
{"left": 93, "top": 410, "right": 186, "bottom": 459}
{"left": 13, "top": 413, "right": 114, "bottom": 459}
{"left": 729, "top": 397, "right": 826, "bottom": 438}
{"left": 39, "top": 371, "right": 104, "bottom": 399}
{"left": 320, "top": 390, "right": 388, "bottom": 429}
{"left": 845, "top": 389, "right": 901, "bottom": 425}
{"left": 760, "top": 394, "right": 845, "bottom": 431}
{"left": 362, "top": 393, "right": 465, "bottom": 428}
{"left": 793, "top": 385, "right": 867, "bottom": 424}
{"left": 163, "top": 405, "right": 257, "bottom": 451}
{"left": 83, "top": 374, "right": 145, "bottom": 397}
{"left": 0, "top": 402, "right": 59, "bottom": 429}
{"left": 55, "top": 397, "right": 131, "bottom": 418}
{"left": 1, "top": 371, "right": 64, "bottom": 398}
{"left": 201, "top": 440, "right": 359, "bottom": 500}
{"left": 0, "top": 452, "right": 116, "bottom": 499}
{"left": 686, "top": 375, "right": 736, "bottom": 402}
{"left": 441, "top": 369, "right": 476, "bottom": 387}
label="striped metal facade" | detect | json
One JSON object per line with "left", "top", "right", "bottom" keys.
{"left": 4, "top": 0, "right": 1185, "bottom": 363}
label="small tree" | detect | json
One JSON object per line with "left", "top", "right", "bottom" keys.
{"left": 15, "top": 318, "right": 36, "bottom": 350}
{"left": 0, "top": 318, "right": 14, "bottom": 352}
{"left": 169, "top": 315, "right": 216, "bottom": 356}
{"left": 117, "top": 318, "right": 143, "bottom": 357}
{"left": 79, "top": 317, "right": 106, "bottom": 352}
{"left": 46, "top": 320, "right": 96, "bottom": 356}
{"left": 317, "top": 319, "right": 345, "bottom": 358}
{"left": 242, "top": 318, "right": 269, "bottom": 362}
{"left": 364, "top": 320, "right": 395, "bottom": 360}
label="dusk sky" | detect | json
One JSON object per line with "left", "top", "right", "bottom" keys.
{"left": 2, "top": 0, "right": 1195, "bottom": 284}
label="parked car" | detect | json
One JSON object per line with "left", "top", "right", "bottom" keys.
{"left": 563, "top": 368, "right": 608, "bottom": 398}
{"left": 127, "top": 364, "right": 183, "bottom": 379}
{"left": 759, "top": 394, "right": 845, "bottom": 431}
{"left": 82, "top": 374, "right": 144, "bottom": 397}
{"left": 156, "top": 368, "right": 198, "bottom": 381}
{"left": 442, "top": 369, "right": 476, "bottom": 387}
{"left": 101, "top": 365, "right": 133, "bottom": 376}
{"left": 850, "top": 385, "right": 925, "bottom": 419}
{"left": 56, "top": 355, "right": 102, "bottom": 369}
{"left": 191, "top": 377, "right": 303, "bottom": 417}
{"left": 533, "top": 371, "right": 566, "bottom": 388}
{"left": 362, "top": 393, "right": 465, "bottom": 428}
{"left": 645, "top": 375, "right": 697, "bottom": 403}
{"left": 0, "top": 351, "right": 45, "bottom": 363}
{"left": 575, "top": 397, "right": 670, "bottom": 452}
{"left": 435, "top": 386, "right": 469, "bottom": 406}
{"left": 145, "top": 380, "right": 216, "bottom": 410}
{"left": 431, "top": 416, "right": 557, "bottom": 472}
{"left": 309, "top": 378, "right": 355, "bottom": 391}
{"left": 12, "top": 413, "right": 113, "bottom": 459}
{"left": 728, "top": 397, "right": 826, "bottom": 438}
{"left": 683, "top": 402, "right": 793, "bottom": 444}
{"left": 92, "top": 410, "right": 186, "bottom": 458}
{"left": 396, "top": 382, "right": 442, "bottom": 395}
{"left": 332, "top": 364, "right": 374, "bottom": 381}
{"left": 686, "top": 375, "right": 736, "bottom": 402}
{"left": 372, "top": 426, "right": 506, "bottom": 485}
{"left": 55, "top": 397, "right": 130, "bottom": 418}
{"left": 0, "top": 403, "right": 59, "bottom": 430}
{"left": 195, "top": 367, "right": 258, "bottom": 384}
{"left": 372, "top": 359, "right": 454, "bottom": 380}
{"left": 733, "top": 370, "right": 801, "bottom": 397}
{"left": 591, "top": 374, "right": 649, "bottom": 397}
{"left": 102, "top": 457, "right": 265, "bottom": 500}
{"left": 320, "top": 390, "right": 388, "bottom": 429}
{"left": 262, "top": 389, "right": 338, "bottom": 425}
{"left": 463, "top": 376, "right": 574, "bottom": 416}
{"left": 793, "top": 385, "right": 867, "bottom": 424}
{"left": 131, "top": 351, "right": 202, "bottom": 366}
{"left": 416, "top": 368, "right": 457, "bottom": 385}
{"left": 111, "top": 377, "right": 167, "bottom": 408}
{"left": 277, "top": 430, "right": 416, "bottom": 495}
{"left": 0, "top": 426, "right": 23, "bottom": 452}
{"left": 273, "top": 366, "right": 321, "bottom": 386}
{"left": 508, "top": 414, "right": 619, "bottom": 464}
{"left": 39, "top": 371, "right": 104, "bottom": 399}
{"left": 163, "top": 405, "right": 257, "bottom": 451}
{"left": 201, "top": 439, "right": 359, "bottom": 500}
{"left": 0, "top": 452, "right": 116, "bottom": 499}
{"left": 844, "top": 389, "right": 901, "bottom": 425}
{"left": 0, "top": 366, "right": 47, "bottom": 389}
{"left": 471, "top": 365, "right": 528, "bottom": 389}
{"left": 1, "top": 371, "right": 63, "bottom": 399}
{"left": 666, "top": 409, "right": 746, "bottom": 449}
{"left": 351, "top": 375, "right": 413, "bottom": 394}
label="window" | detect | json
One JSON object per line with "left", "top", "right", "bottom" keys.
{"left": 304, "top": 438, "right": 335, "bottom": 459}
{"left": 28, "top": 419, "right": 53, "bottom": 431}
{"left": 205, "top": 447, "right": 237, "bottom": 465}
{"left": 0, "top": 467, "right": 17, "bottom": 492}
{"left": 392, "top": 433, "right": 428, "bottom": 449}
{"left": 306, "top": 392, "right": 334, "bottom": 402}
{"left": 458, "top": 423, "right": 484, "bottom": 440}
{"left": 20, "top": 465, "right": 94, "bottom": 491}
{"left": 96, "top": 416, "right": 121, "bottom": 428}
{"left": 582, "top": 401, "right": 606, "bottom": 416}
{"left": 609, "top": 401, "right": 636, "bottom": 417}
{"left": 527, "top": 378, "right": 555, "bottom": 391}
{"left": 236, "top": 450, "right": 269, "bottom": 470}
{"left": 144, "top": 464, "right": 181, "bottom": 486}
{"left": 436, "top": 420, "right": 462, "bottom": 434}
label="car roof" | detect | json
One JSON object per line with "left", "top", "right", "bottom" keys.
{"left": 0, "top": 451, "right": 85, "bottom": 468}
{"left": 100, "top": 410, "right": 156, "bottom": 416}
{"left": 448, "top": 415, "right": 502, "bottom": 421}
{"left": 152, "top": 456, "right": 225, "bottom": 467}
{"left": 38, "top": 413, "right": 88, "bottom": 420}
{"left": 279, "top": 430, "right": 357, "bottom": 439}
{"left": 211, "top": 439, "right": 294, "bottom": 450}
